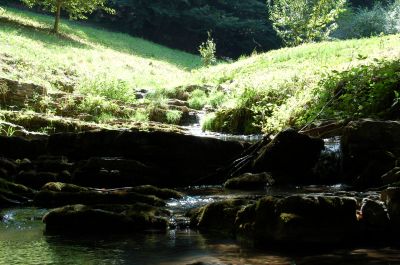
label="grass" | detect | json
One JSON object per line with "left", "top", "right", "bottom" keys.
{"left": 192, "top": 35, "right": 400, "bottom": 133}
{"left": 0, "top": 5, "right": 399, "bottom": 135}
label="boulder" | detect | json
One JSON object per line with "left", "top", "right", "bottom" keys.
{"left": 0, "top": 158, "right": 17, "bottom": 180}
{"left": 381, "top": 187, "right": 400, "bottom": 234}
{"left": 0, "top": 136, "right": 47, "bottom": 159}
{"left": 15, "top": 170, "right": 58, "bottom": 190}
{"left": 226, "top": 129, "right": 324, "bottom": 184}
{"left": 235, "top": 195, "right": 358, "bottom": 247}
{"left": 190, "top": 199, "right": 249, "bottom": 235}
{"left": 0, "top": 177, "right": 35, "bottom": 205}
{"left": 43, "top": 203, "right": 169, "bottom": 234}
{"left": 224, "top": 172, "right": 274, "bottom": 190}
{"left": 341, "top": 120, "right": 400, "bottom": 187}
{"left": 358, "top": 198, "right": 390, "bottom": 239}
{"left": 381, "top": 167, "right": 400, "bottom": 186}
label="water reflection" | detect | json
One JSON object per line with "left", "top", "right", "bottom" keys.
{"left": 0, "top": 204, "right": 399, "bottom": 265}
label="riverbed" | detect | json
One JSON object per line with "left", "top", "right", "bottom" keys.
{"left": 1, "top": 186, "right": 399, "bottom": 265}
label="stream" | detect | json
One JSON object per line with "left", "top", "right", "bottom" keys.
{"left": 1, "top": 185, "right": 400, "bottom": 265}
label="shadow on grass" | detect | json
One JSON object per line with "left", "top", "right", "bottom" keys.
{"left": 1, "top": 9, "right": 202, "bottom": 70}
{"left": 0, "top": 16, "right": 88, "bottom": 49}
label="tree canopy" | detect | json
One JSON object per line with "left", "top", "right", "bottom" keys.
{"left": 267, "top": 0, "right": 347, "bottom": 46}
{"left": 21, "top": 0, "right": 113, "bottom": 33}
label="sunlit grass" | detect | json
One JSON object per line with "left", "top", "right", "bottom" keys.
{"left": 0, "top": 6, "right": 201, "bottom": 95}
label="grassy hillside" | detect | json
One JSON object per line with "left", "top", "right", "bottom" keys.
{"left": 0, "top": 6, "right": 399, "bottom": 136}
{"left": 193, "top": 35, "right": 400, "bottom": 133}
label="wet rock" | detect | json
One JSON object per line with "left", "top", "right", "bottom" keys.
{"left": 130, "top": 185, "right": 182, "bottom": 200}
{"left": 341, "top": 119, "right": 400, "bottom": 187}
{"left": 381, "top": 187, "right": 400, "bottom": 233}
{"left": 48, "top": 130, "right": 245, "bottom": 186}
{"left": 34, "top": 155, "right": 74, "bottom": 172}
{"left": 232, "top": 129, "right": 324, "bottom": 184}
{"left": 359, "top": 198, "right": 390, "bottom": 239}
{"left": 236, "top": 195, "right": 358, "bottom": 246}
{"left": 224, "top": 172, "right": 274, "bottom": 190}
{"left": 0, "top": 177, "right": 35, "bottom": 205}
{"left": 381, "top": 167, "right": 400, "bottom": 186}
{"left": 190, "top": 199, "right": 249, "bottom": 235}
{"left": 43, "top": 203, "right": 169, "bottom": 234}
{"left": 0, "top": 158, "right": 17, "bottom": 180}
{"left": 16, "top": 158, "right": 34, "bottom": 171}
{"left": 15, "top": 170, "right": 58, "bottom": 190}
{"left": 72, "top": 157, "right": 155, "bottom": 188}
{"left": 34, "top": 189, "right": 165, "bottom": 208}
{"left": 0, "top": 136, "right": 46, "bottom": 159}
{"left": 41, "top": 182, "right": 89, "bottom": 192}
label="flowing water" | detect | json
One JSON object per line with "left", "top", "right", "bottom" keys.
{"left": 1, "top": 186, "right": 399, "bottom": 265}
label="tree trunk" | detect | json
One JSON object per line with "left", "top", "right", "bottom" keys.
{"left": 53, "top": 0, "right": 62, "bottom": 33}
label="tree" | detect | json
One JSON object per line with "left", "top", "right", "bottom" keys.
{"left": 21, "top": 0, "right": 114, "bottom": 33}
{"left": 267, "top": 0, "right": 347, "bottom": 46}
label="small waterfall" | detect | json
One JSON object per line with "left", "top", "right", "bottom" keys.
{"left": 185, "top": 111, "right": 263, "bottom": 142}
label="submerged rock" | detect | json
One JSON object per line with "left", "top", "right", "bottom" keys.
{"left": 43, "top": 203, "right": 169, "bottom": 234}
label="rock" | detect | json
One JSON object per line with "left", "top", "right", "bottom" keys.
{"left": 381, "top": 187, "right": 400, "bottom": 234}
{"left": 130, "top": 185, "right": 182, "bottom": 200}
{"left": 0, "top": 158, "right": 17, "bottom": 180}
{"left": 341, "top": 119, "right": 400, "bottom": 187}
{"left": 34, "top": 155, "right": 74, "bottom": 172}
{"left": 235, "top": 195, "right": 358, "bottom": 246}
{"left": 41, "top": 182, "right": 89, "bottom": 192}
{"left": 0, "top": 77, "right": 47, "bottom": 108}
{"left": 224, "top": 172, "right": 274, "bottom": 190}
{"left": 47, "top": 130, "right": 245, "bottom": 186}
{"left": 359, "top": 198, "right": 390, "bottom": 239}
{"left": 190, "top": 199, "right": 249, "bottom": 235}
{"left": 381, "top": 167, "right": 400, "bottom": 185}
{"left": 251, "top": 129, "right": 324, "bottom": 184}
{"left": 0, "top": 136, "right": 47, "bottom": 159}
{"left": 43, "top": 203, "right": 169, "bottom": 234}
{"left": 34, "top": 189, "right": 165, "bottom": 208}
{"left": 0, "top": 177, "right": 35, "bottom": 205}
{"left": 15, "top": 170, "right": 58, "bottom": 190}
{"left": 72, "top": 157, "right": 156, "bottom": 188}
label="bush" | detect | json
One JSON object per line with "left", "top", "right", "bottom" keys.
{"left": 188, "top": 89, "right": 208, "bottom": 110}
{"left": 303, "top": 59, "right": 400, "bottom": 121}
{"left": 78, "top": 76, "right": 136, "bottom": 103}
{"left": 199, "top": 32, "right": 217, "bottom": 66}
{"left": 332, "top": 2, "right": 400, "bottom": 39}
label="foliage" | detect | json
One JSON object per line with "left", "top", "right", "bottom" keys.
{"left": 332, "top": 1, "right": 400, "bottom": 39}
{"left": 303, "top": 59, "right": 400, "bottom": 121}
{"left": 188, "top": 89, "right": 208, "bottom": 110}
{"left": 199, "top": 32, "right": 217, "bottom": 67}
{"left": 267, "top": 0, "right": 347, "bottom": 46}
{"left": 78, "top": 76, "right": 136, "bottom": 103}
{"left": 90, "top": 0, "right": 280, "bottom": 58}
{"left": 165, "top": 109, "right": 183, "bottom": 124}
{"left": 21, "top": 0, "right": 113, "bottom": 33}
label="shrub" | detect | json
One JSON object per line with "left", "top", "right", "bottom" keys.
{"left": 188, "top": 89, "right": 208, "bottom": 110}
{"left": 332, "top": 2, "right": 400, "bottom": 39}
{"left": 78, "top": 76, "right": 136, "bottom": 103}
{"left": 303, "top": 59, "right": 400, "bottom": 122}
{"left": 165, "top": 109, "right": 182, "bottom": 124}
{"left": 199, "top": 32, "right": 217, "bottom": 66}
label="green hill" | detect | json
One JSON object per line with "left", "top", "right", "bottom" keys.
{"left": 0, "top": 6, "right": 399, "bottom": 136}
